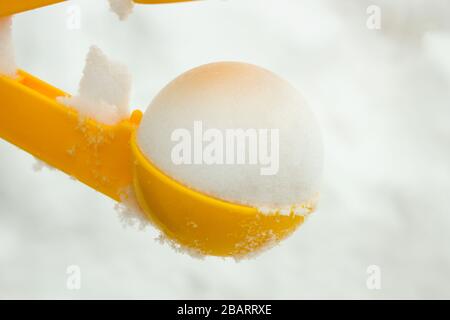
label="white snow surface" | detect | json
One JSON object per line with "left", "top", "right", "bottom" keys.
{"left": 0, "top": 0, "right": 450, "bottom": 299}
{"left": 137, "top": 61, "right": 323, "bottom": 209}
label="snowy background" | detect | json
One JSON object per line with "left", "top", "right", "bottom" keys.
{"left": 1, "top": 0, "right": 450, "bottom": 299}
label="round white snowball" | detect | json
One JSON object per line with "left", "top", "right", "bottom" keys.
{"left": 137, "top": 62, "right": 323, "bottom": 209}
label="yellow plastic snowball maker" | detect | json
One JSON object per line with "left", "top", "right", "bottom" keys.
{"left": 0, "top": 0, "right": 307, "bottom": 257}
{"left": 0, "top": 72, "right": 304, "bottom": 257}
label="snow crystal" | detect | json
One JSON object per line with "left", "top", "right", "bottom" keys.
{"left": 114, "top": 186, "right": 150, "bottom": 230}
{"left": 257, "top": 193, "right": 319, "bottom": 217}
{"left": 137, "top": 62, "right": 323, "bottom": 209}
{"left": 32, "top": 158, "right": 55, "bottom": 172}
{"left": 155, "top": 233, "right": 205, "bottom": 260}
{"left": 232, "top": 232, "right": 280, "bottom": 262}
{"left": 0, "top": 17, "right": 17, "bottom": 77}
{"left": 115, "top": 188, "right": 206, "bottom": 259}
{"left": 155, "top": 228, "right": 282, "bottom": 261}
{"left": 108, "top": 0, "right": 134, "bottom": 21}
{"left": 59, "top": 46, "right": 132, "bottom": 125}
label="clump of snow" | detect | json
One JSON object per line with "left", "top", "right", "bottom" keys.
{"left": 59, "top": 46, "right": 132, "bottom": 125}
{"left": 114, "top": 187, "right": 150, "bottom": 230}
{"left": 0, "top": 17, "right": 17, "bottom": 77}
{"left": 258, "top": 193, "right": 319, "bottom": 217}
{"left": 115, "top": 188, "right": 206, "bottom": 259}
{"left": 137, "top": 62, "right": 323, "bottom": 209}
{"left": 155, "top": 233, "right": 205, "bottom": 260}
{"left": 32, "top": 158, "right": 55, "bottom": 172}
{"left": 232, "top": 231, "right": 280, "bottom": 262}
{"left": 108, "top": 0, "right": 134, "bottom": 20}
{"left": 155, "top": 228, "right": 281, "bottom": 261}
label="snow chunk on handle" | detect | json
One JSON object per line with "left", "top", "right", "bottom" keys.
{"left": 59, "top": 46, "right": 132, "bottom": 125}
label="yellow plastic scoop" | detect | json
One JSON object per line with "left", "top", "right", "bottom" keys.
{"left": 0, "top": 71, "right": 304, "bottom": 257}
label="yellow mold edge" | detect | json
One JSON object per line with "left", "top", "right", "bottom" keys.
{"left": 131, "top": 137, "right": 304, "bottom": 257}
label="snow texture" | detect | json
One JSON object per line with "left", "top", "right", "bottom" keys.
{"left": 138, "top": 62, "right": 323, "bottom": 210}
{"left": 114, "top": 187, "right": 150, "bottom": 230}
{"left": 59, "top": 46, "right": 132, "bottom": 125}
{"left": 32, "top": 158, "right": 55, "bottom": 172}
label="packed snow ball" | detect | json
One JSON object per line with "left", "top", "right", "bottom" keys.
{"left": 59, "top": 46, "right": 132, "bottom": 125}
{"left": 0, "top": 17, "right": 17, "bottom": 77}
{"left": 137, "top": 62, "right": 323, "bottom": 210}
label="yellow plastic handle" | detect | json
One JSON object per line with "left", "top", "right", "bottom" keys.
{"left": 0, "top": 0, "right": 195, "bottom": 17}
{"left": 0, "top": 0, "right": 63, "bottom": 16}
{"left": 0, "top": 71, "right": 142, "bottom": 201}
